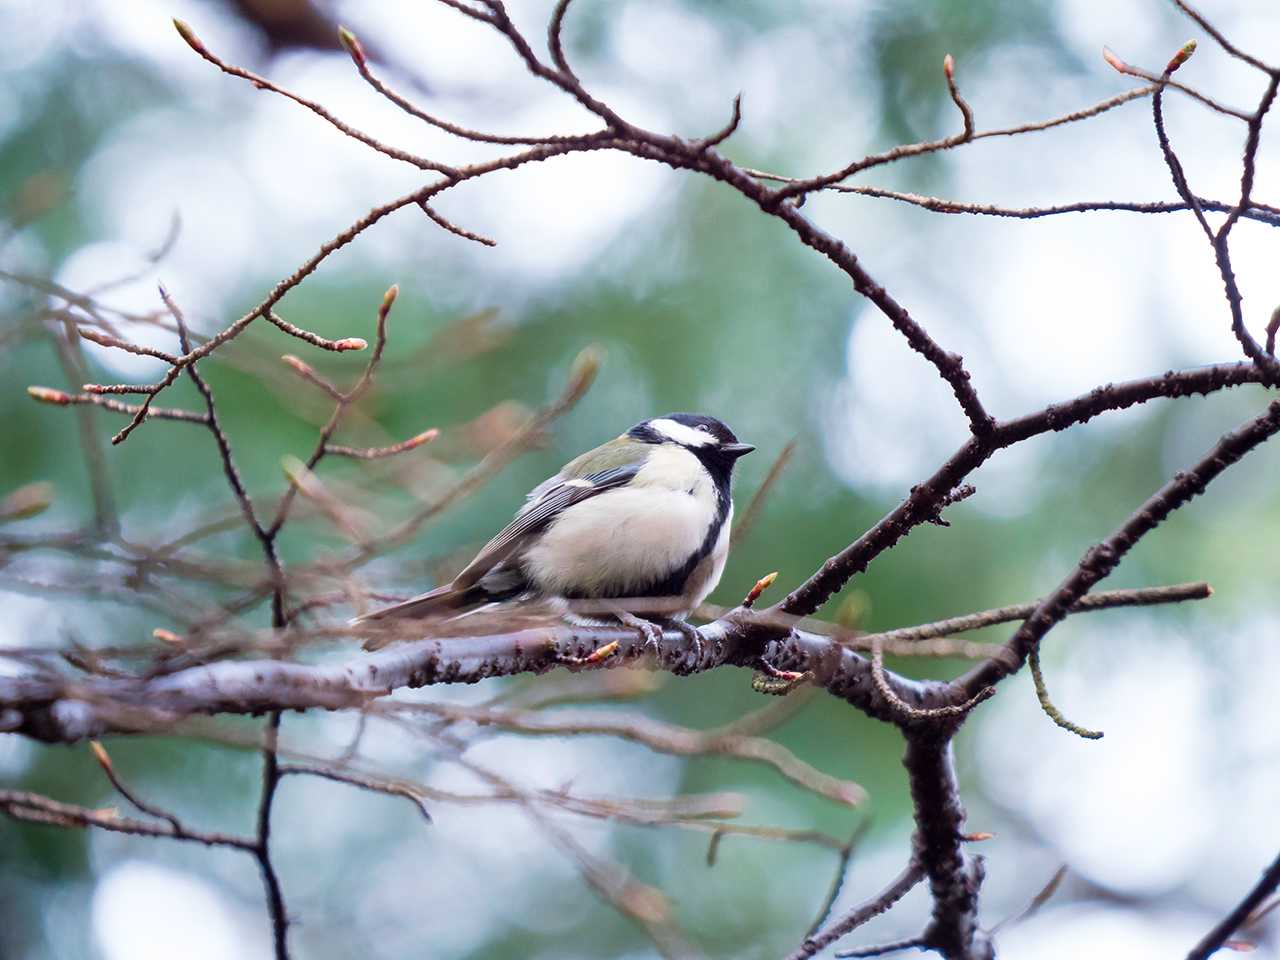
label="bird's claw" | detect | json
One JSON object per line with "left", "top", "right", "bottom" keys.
{"left": 666, "top": 619, "right": 705, "bottom": 672}
{"left": 616, "top": 611, "right": 664, "bottom": 657}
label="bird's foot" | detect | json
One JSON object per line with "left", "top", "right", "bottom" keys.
{"left": 615, "top": 610, "right": 665, "bottom": 657}
{"left": 661, "top": 618, "right": 705, "bottom": 673}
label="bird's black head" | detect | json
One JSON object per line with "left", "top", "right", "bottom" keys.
{"left": 628, "top": 413, "right": 754, "bottom": 485}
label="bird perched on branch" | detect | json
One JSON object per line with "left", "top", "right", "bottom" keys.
{"left": 358, "top": 413, "right": 753, "bottom": 645}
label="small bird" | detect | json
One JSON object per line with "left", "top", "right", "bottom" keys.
{"left": 358, "top": 413, "right": 754, "bottom": 638}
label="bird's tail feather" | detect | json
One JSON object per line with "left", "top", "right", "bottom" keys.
{"left": 354, "top": 583, "right": 485, "bottom": 650}
{"left": 355, "top": 584, "right": 472, "bottom": 623}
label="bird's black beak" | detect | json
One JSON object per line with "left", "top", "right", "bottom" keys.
{"left": 721, "top": 442, "right": 755, "bottom": 458}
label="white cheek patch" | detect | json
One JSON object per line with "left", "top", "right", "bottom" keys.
{"left": 650, "top": 418, "right": 714, "bottom": 448}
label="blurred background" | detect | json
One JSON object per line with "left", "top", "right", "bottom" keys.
{"left": 2, "top": 0, "right": 1279, "bottom": 957}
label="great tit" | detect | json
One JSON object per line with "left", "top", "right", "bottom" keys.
{"left": 359, "top": 413, "right": 754, "bottom": 628}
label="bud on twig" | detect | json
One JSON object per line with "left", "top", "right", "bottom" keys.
{"left": 580, "top": 641, "right": 620, "bottom": 664}
{"left": 1165, "top": 39, "right": 1197, "bottom": 75}
{"left": 152, "top": 628, "right": 185, "bottom": 648}
{"left": 27, "top": 386, "right": 72, "bottom": 405}
{"left": 338, "top": 26, "right": 367, "bottom": 66}
{"left": 742, "top": 572, "right": 778, "bottom": 609}
{"left": 333, "top": 338, "right": 368, "bottom": 352}
{"left": 563, "top": 345, "right": 602, "bottom": 406}
{"left": 281, "top": 354, "right": 317, "bottom": 378}
{"left": 172, "top": 19, "right": 207, "bottom": 55}
{"left": 77, "top": 328, "right": 120, "bottom": 348}
{"left": 89, "top": 740, "right": 114, "bottom": 774}
{"left": 1101, "top": 46, "right": 1129, "bottom": 74}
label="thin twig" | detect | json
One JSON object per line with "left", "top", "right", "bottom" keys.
{"left": 173, "top": 20, "right": 457, "bottom": 176}
{"left": 0, "top": 788, "right": 254, "bottom": 850}
{"left": 1186, "top": 850, "right": 1280, "bottom": 960}
{"left": 805, "top": 820, "right": 874, "bottom": 940}
{"left": 419, "top": 201, "right": 497, "bottom": 246}
{"left": 789, "top": 862, "right": 926, "bottom": 960}
{"left": 27, "top": 385, "right": 208, "bottom": 423}
{"left": 254, "top": 711, "right": 290, "bottom": 960}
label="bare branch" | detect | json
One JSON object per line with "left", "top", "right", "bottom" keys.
{"left": 173, "top": 19, "right": 458, "bottom": 176}
{"left": 1187, "top": 850, "right": 1280, "bottom": 960}
{"left": 790, "top": 861, "right": 926, "bottom": 960}
{"left": 1170, "top": 0, "right": 1278, "bottom": 75}
{"left": 0, "top": 788, "right": 254, "bottom": 850}
{"left": 960, "top": 398, "right": 1280, "bottom": 699}
{"left": 419, "top": 201, "right": 498, "bottom": 246}
{"left": 27, "top": 385, "right": 208, "bottom": 424}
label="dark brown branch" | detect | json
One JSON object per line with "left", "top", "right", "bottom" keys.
{"left": 790, "top": 861, "right": 926, "bottom": 960}
{"left": 819, "top": 186, "right": 1280, "bottom": 228}
{"left": 1147, "top": 49, "right": 1280, "bottom": 380}
{"left": 1187, "top": 850, "right": 1280, "bottom": 960}
{"left": 837, "top": 937, "right": 927, "bottom": 959}
{"left": 694, "top": 93, "right": 743, "bottom": 149}
{"left": 777, "top": 361, "right": 1268, "bottom": 617}
{"left": 339, "top": 26, "right": 610, "bottom": 147}
{"left": 1170, "top": 0, "right": 1278, "bottom": 75}
{"left": 861, "top": 582, "right": 1211, "bottom": 646}
{"left": 906, "top": 737, "right": 991, "bottom": 959}
{"left": 1102, "top": 48, "right": 1251, "bottom": 120}
{"left": 162, "top": 286, "right": 288, "bottom": 626}
{"left": 768, "top": 85, "right": 1155, "bottom": 202}
{"left": 255, "top": 712, "right": 290, "bottom": 960}
{"left": 959, "top": 397, "right": 1280, "bottom": 698}
{"left": 418, "top": 201, "right": 498, "bottom": 246}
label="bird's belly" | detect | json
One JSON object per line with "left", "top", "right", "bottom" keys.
{"left": 521, "top": 487, "right": 710, "bottom": 598}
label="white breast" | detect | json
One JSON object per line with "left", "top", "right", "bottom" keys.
{"left": 521, "top": 445, "right": 719, "bottom": 599}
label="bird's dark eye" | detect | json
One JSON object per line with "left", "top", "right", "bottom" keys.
{"left": 696, "top": 424, "right": 711, "bottom": 433}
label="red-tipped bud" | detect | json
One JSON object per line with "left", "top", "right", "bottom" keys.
{"left": 89, "top": 740, "right": 114, "bottom": 773}
{"left": 580, "top": 640, "right": 620, "bottom": 664}
{"left": 28, "top": 386, "right": 72, "bottom": 405}
{"left": 401, "top": 428, "right": 439, "bottom": 451}
{"left": 943, "top": 53, "right": 955, "bottom": 80}
{"left": 152, "top": 628, "right": 185, "bottom": 647}
{"left": 338, "top": 26, "right": 366, "bottom": 66}
{"left": 1165, "top": 39, "right": 1197, "bottom": 74}
{"left": 742, "top": 571, "right": 778, "bottom": 609}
